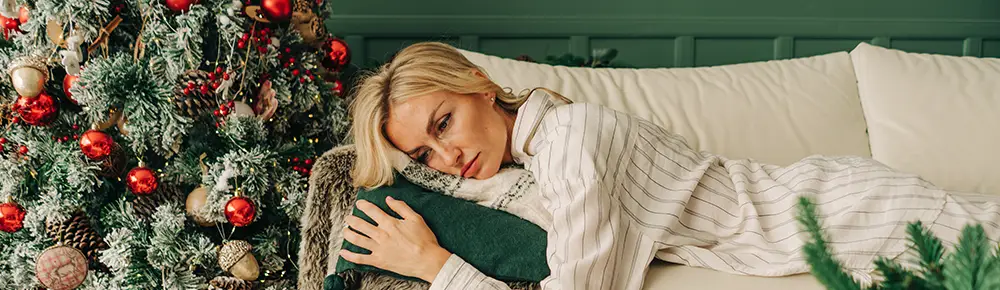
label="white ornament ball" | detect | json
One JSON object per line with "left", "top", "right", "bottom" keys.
{"left": 231, "top": 101, "right": 255, "bottom": 117}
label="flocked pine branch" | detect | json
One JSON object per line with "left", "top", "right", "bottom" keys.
{"left": 797, "top": 196, "right": 1000, "bottom": 290}
{"left": 1, "top": 0, "right": 350, "bottom": 287}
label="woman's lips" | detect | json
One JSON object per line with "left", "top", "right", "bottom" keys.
{"left": 461, "top": 153, "right": 480, "bottom": 178}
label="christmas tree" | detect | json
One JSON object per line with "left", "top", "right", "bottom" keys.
{"left": 796, "top": 196, "right": 1000, "bottom": 289}
{"left": 0, "top": 0, "right": 352, "bottom": 289}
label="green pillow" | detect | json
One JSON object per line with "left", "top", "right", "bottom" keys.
{"left": 325, "top": 172, "right": 549, "bottom": 289}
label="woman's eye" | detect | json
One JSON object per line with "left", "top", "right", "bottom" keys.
{"left": 417, "top": 150, "right": 431, "bottom": 163}
{"left": 437, "top": 114, "right": 451, "bottom": 133}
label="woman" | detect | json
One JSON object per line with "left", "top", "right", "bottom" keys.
{"left": 340, "top": 41, "right": 1000, "bottom": 290}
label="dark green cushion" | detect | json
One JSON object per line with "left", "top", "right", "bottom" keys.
{"left": 326, "top": 172, "right": 549, "bottom": 289}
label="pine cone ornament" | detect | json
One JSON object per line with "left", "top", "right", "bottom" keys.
{"left": 131, "top": 185, "right": 185, "bottom": 221}
{"left": 45, "top": 212, "right": 109, "bottom": 264}
{"left": 209, "top": 276, "right": 254, "bottom": 290}
{"left": 173, "top": 70, "right": 219, "bottom": 118}
{"left": 96, "top": 143, "right": 127, "bottom": 178}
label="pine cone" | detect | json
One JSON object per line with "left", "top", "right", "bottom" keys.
{"left": 173, "top": 70, "right": 219, "bottom": 118}
{"left": 209, "top": 276, "right": 254, "bottom": 290}
{"left": 45, "top": 212, "right": 109, "bottom": 264}
{"left": 131, "top": 185, "right": 185, "bottom": 221}
{"left": 97, "top": 143, "right": 127, "bottom": 178}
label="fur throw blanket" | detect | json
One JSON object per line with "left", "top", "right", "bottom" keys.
{"left": 296, "top": 145, "right": 548, "bottom": 290}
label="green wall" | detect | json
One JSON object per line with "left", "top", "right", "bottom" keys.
{"left": 328, "top": 0, "right": 1000, "bottom": 68}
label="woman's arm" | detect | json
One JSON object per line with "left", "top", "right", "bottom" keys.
{"left": 340, "top": 196, "right": 516, "bottom": 289}
{"left": 343, "top": 103, "right": 650, "bottom": 289}
{"left": 339, "top": 197, "right": 452, "bottom": 282}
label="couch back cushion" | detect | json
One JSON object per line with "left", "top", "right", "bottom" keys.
{"left": 850, "top": 42, "right": 1000, "bottom": 195}
{"left": 459, "top": 49, "right": 870, "bottom": 166}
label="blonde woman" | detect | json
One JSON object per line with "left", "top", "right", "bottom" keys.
{"left": 341, "top": 41, "right": 1000, "bottom": 290}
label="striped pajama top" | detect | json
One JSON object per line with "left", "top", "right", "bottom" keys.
{"left": 428, "top": 89, "right": 1000, "bottom": 290}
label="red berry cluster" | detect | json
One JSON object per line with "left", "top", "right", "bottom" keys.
{"left": 52, "top": 124, "right": 82, "bottom": 143}
{"left": 276, "top": 48, "right": 317, "bottom": 84}
{"left": 212, "top": 100, "right": 238, "bottom": 127}
{"left": 238, "top": 27, "right": 274, "bottom": 54}
{"left": 0, "top": 137, "right": 29, "bottom": 155}
{"left": 183, "top": 66, "right": 231, "bottom": 96}
{"left": 289, "top": 157, "right": 313, "bottom": 176}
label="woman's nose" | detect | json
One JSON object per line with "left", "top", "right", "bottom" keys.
{"left": 436, "top": 143, "right": 462, "bottom": 168}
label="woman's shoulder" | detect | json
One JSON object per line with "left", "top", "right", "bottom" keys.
{"left": 539, "top": 98, "right": 629, "bottom": 133}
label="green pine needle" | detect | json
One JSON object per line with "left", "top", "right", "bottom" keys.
{"left": 908, "top": 221, "right": 947, "bottom": 288}
{"left": 873, "top": 257, "right": 927, "bottom": 290}
{"left": 942, "top": 224, "right": 989, "bottom": 290}
{"left": 796, "top": 196, "right": 863, "bottom": 290}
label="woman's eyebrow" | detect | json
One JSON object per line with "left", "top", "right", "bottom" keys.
{"left": 424, "top": 99, "right": 447, "bottom": 134}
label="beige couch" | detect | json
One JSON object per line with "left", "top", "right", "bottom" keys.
{"left": 453, "top": 42, "right": 1000, "bottom": 289}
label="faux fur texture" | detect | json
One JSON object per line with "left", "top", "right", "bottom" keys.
{"left": 296, "top": 145, "right": 541, "bottom": 290}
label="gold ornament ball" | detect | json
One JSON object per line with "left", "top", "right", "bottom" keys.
{"left": 10, "top": 66, "right": 46, "bottom": 98}
{"left": 7, "top": 57, "right": 49, "bottom": 98}
{"left": 185, "top": 186, "right": 215, "bottom": 227}
{"left": 218, "top": 240, "right": 260, "bottom": 281}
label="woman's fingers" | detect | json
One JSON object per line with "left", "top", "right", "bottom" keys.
{"left": 356, "top": 200, "right": 396, "bottom": 226}
{"left": 340, "top": 249, "right": 376, "bottom": 267}
{"left": 386, "top": 196, "right": 421, "bottom": 221}
{"left": 343, "top": 227, "right": 378, "bottom": 250}
{"left": 345, "top": 215, "right": 382, "bottom": 238}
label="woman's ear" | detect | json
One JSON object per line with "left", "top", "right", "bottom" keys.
{"left": 471, "top": 69, "right": 488, "bottom": 79}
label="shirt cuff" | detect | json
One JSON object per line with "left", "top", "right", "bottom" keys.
{"left": 428, "top": 254, "right": 477, "bottom": 290}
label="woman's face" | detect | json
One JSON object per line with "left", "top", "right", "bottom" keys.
{"left": 383, "top": 90, "right": 515, "bottom": 179}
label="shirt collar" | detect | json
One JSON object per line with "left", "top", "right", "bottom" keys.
{"left": 510, "top": 88, "right": 572, "bottom": 164}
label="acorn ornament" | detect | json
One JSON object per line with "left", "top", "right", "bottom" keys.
{"left": 218, "top": 240, "right": 260, "bottom": 281}
{"left": 6, "top": 56, "right": 48, "bottom": 98}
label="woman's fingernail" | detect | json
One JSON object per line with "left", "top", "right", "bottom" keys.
{"left": 387, "top": 196, "right": 395, "bottom": 201}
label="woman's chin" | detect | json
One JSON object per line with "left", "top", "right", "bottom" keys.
{"left": 471, "top": 163, "right": 501, "bottom": 180}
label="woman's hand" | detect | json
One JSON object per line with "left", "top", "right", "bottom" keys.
{"left": 340, "top": 196, "right": 452, "bottom": 282}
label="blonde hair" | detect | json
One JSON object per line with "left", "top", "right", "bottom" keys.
{"left": 347, "top": 41, "right": 531, "bottom": 189}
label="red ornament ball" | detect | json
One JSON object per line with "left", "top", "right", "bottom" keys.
{"left": 333, "top": 79, "right": 343, "bottom": 95}
{"left": 261, "top": 0, "right": 292, "bottom": 22}
{"left": 322, "top": 38, "right": 351, "bottom": 71}
{"left": 224, "top": 196, "right": 256, "bottom": 227}
{"left": 1, "top": 16, "right": 18, "bottom": 30}
{"left": 17, "top": 145, "right": 27, "bottom": 155}
{"left": 126, "top": 166, "right": 158, "bottom": 195}
{"left": 0, "top": 202, "right": 26, "bottom": 233}
{"left": 165, "top": 0, "right": 199, "bottom": 12}
{"left": 13, "top": 93, "right": 59, "bottom": 126}
{"left": 63, "top": 74, "right": 80, "bottom": 104}
{"left": 79, "top": 130, "right": 114, "bottom": 160}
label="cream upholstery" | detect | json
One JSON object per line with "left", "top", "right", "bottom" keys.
{"left": 457, "top": 43, "right": 1000, "bottom": 289}
{"left": 459, "top": 49, "right": 871, "bottom": 167}
{"left": 850, "top": 42, "right": 1000, "bottom": 195}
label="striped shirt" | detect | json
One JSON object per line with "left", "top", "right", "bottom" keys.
{"left": 428, "top": 89, "right": 1000, "bottom": 290}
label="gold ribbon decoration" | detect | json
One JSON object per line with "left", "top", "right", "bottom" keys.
{"left": 87, "top": 16, "right": 123, "bottom": 54}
